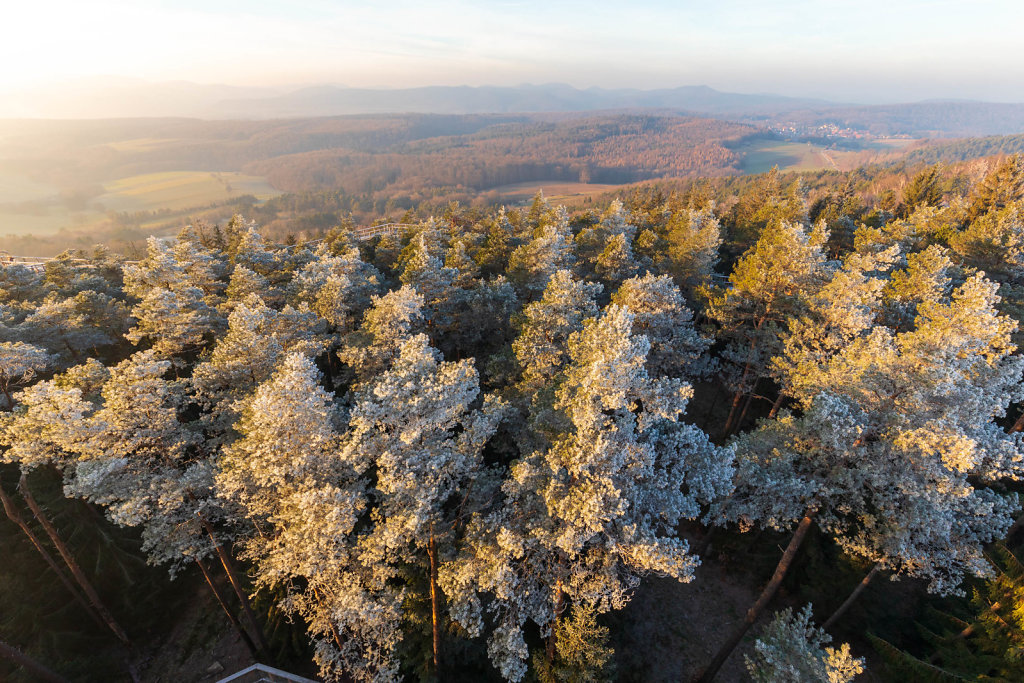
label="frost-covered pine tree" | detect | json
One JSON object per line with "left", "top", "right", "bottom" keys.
{"left": 222, "top": 264, "right": 270, "bottom": 312}
{"left": 191, "top": 295, "right": 327, "bottom": 435}
{"left": 341, "top": 334, "right": 507, "bottom": 674}
{"left": 443, "top": 305, "right": 733, "bottom": 681}
{"left": 575, "top": 200, "right": 638, "bottom": 283}
{"left": 338, "top": 285, "right": 425, "bottom": 386}
{"left": 218, "top": 352, "right": 399, "bottom": 682}
{"left": 62, "top": 352, "right": 211, "bottom": 568}
{"left": 444, "top": 239, "right": 481, "bottom": 289}
{"left": 507, "top": 207, "right": 577, "bottom": 299}
{"left": 663, "top": 206, "right": 722, "bottom": 298}
{"left": 20, "top": 291, "right": 131, "bottom": 366}
{"left": 122, "top": 237, "right": 222, "bottom": 359}
{"left": 399, "top": 232, "right": 460, "bottom": 343}
{"left": 594, "top": 233, "right": 640, "bottom": 287}
{"left": 611, "top": 274, "right": 714, "bottom": 380}
{"left": 744, "top": 605, "right": 864, "bottom": 683}
{"left": 125, "top": 286, "right": 220, "bottom": 359}
{"left": 0, "top": 342, "right": 51, "bottom": 407}
{"left": 289, "top": 244, "right": 384, "bottom": 331}
{"left": 476, "top": 208, "right": 519, "bottom": 277}
{"left": 512, "top": 269, "right": 602, "bottom": 391}
{"left": 700, "top": 268, "right": 1024, "bottom": 681}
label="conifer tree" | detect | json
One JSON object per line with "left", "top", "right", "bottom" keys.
{"left": 967, "top": 155, "right": 1024, "bottom": 220}
{"left": 218, "top": 353, "right": 394, "bottom": 681}
{"left": 575, "top": 200, "right": 637, "bottom": 280}
{"left": 191, "top": 296, "right": 327, "bottom": 435}
{"left": 512, "top": 270, "right": 601, "bottom": 391}
{"left": 342, "top": 334, "right": 507, "bottom": 676}
{"left": 338, "top": 285, "right": 425, "bottom": 386}
{"left": 0, "top": 342, "right": 50, "bottom": 408}
{"left": 699, "top": 269, "right": 1024, "bottom": 681}
{"left": 507, "top": 207, "right": 577, "bottom": 299}
{"left": 289, "top": 244, "right": 384, "bottom": 331}
{"left": 745, "top": 605, "right": 864, "bottom": 683}
{"left": 707, "top": 220, "right": 829, "bottom": 434}
{"left": 222, "top": 264, "right": 270, "bottom": 311}
{"left": 20, "top": 291, "right": 131, "bottom": 366}
{"left": 611, "top": 274, "right": 713, "bottom": 380}
{"left": 443, "top": 305, "right": 733, "bottom": 681}
{"left": 663, "top": 206, "right": 722, "bottom": 300}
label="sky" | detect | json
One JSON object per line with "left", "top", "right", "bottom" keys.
{"left": 3, "top": 0, "right": 1023, "bottom": 103}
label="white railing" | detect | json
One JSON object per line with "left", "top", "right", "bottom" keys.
{"left": 351, "top": 222, "right": 418, "bottom": 241}
{"left": 0, "top": 222, "right": 422, "bottom": 270}
{"left": 216, "top": 663, "right": 319, "bottom": 683}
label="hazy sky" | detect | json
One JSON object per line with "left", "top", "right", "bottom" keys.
{"left": 4, "top": 0, "right": 1023, "bottom": 102}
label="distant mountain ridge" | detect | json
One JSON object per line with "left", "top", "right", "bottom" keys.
{"left": 210, "top": 83, "right": 837, "bottom": 119}
{"left": 3, "top": 81, "right": 1024, "bottom": 137}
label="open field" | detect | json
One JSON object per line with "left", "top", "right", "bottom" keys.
{"left": 732, "top": 138, "right": 919, "bottom": 174}
{"left": 733, "top": 140, "right": 834, "bottom": 174}
{"left": 98, "top": 171, "right": 279, "bottom": 212}
{"left": 0, "top": 171, "right": 280, "bottom": 237}
{"left": 489, "top": 180, "right": 624, "bottom": 203}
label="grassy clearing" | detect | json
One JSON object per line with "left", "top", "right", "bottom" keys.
{"left": 0, "top": 171, "right": 279, "bottom": 237}
{"left": 489, "top": 180, "right": 623, "bottom": 202}
{"left": 734, "top": 140, "right": 834, "bottom": 174}
{"left": 98, "top": 171, "right": 279, "bottom": 212}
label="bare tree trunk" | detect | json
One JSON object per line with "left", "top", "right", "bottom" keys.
{"left": 723, "top": 335, "right": 761, "bottom": 435}
{"left": 1011, "top": 411, "right": 1024, "bottom": 434}
{"left": 0, "top": 638, "right": 69, "bottom": 683}
{"left": 196, "top": 557, "right": 258, "bottom": 658}
{"left": 198, "top": 514, "right": 271, "bottom": 659}
{"left": 767, "top": 392, "right": 785, "bottom": 420}
{"left": 19, "top": 474, "right": 131, "bottom": 647}
{"left": 822, "top": 563, "right": 881, "bottom": 630}
{"left": 428, "top": 527, "right": 442, "bottom": 676}
{"left": 695, "top": 513, "right": 815, "bottom": 683}
{"left": 0, "top": 479, "right": 104, "bottom": 630}
{"left": 723, "top": 390, "right": 745, "bottom": 436}
{"left": 733, "top": 392, "right": 755, "bottom": 434}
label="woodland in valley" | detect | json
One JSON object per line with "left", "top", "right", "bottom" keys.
{"left": 1, "top": 154, "right": 1024, "bottom": 682}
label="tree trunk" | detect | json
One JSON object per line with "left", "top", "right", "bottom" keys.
{"left": 428, "top": 527, "right": 442, "bottom": 677}
{"left": 546, "top": 582, "right": 566, "bottom": 665}
{"left": 767, "top": 392, "right": 785, "bottom": 420}
{"left": 198, "top": 513, "right": 271, "bottom": 659}
{"left": 196, "top": 557, "right": 259, "bottom": 658}
{"left": 0, "top": 479, "right": 104, "bottom": 630}
{"left": 313, "top": 586, "right": 345, "bottom": 652}
{"left": 722, "top": 390, "right": 745, "bottom": 436}
{"left": 822, "top": 563, "right": 881, "bottom": 630}
{"left": 928, "top": 601, "right": 1003, "bottom": 666}
{"left": 19, "top": 474, "right": 131, "bottom": 648}
{"left": 695, "top": 512, "right": 815, "bottom": 683}
{"left": 733, "top": 392, "right": 755, "bottom": 435}
{"left": 0, "top": 638, "right": 69, "bottom": 683}
{"left": 1010, "top": 411, "right": 1024, "bottom": 434}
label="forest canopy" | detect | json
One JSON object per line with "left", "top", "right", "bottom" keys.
{"left": 1, "top": 155, "right": 1023, "bottom": 682}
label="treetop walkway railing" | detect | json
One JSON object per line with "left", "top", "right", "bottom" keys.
{"left": 0, "top": 222, "right": 422, "bottom": 270}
